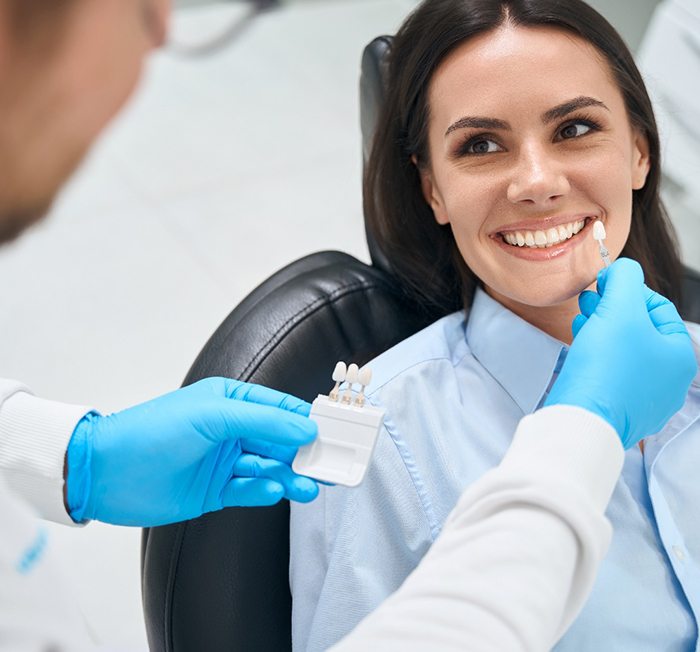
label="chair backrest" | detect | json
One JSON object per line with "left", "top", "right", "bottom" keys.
{"left": 141, "top": 34, "right": 700, "bottom": 652}
{"left": 141, "top": 252, "right": 443, "bottom": 651}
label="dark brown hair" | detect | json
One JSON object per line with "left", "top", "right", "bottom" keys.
{"left": 364, "top": 0, "right": 682, "bottom": 315}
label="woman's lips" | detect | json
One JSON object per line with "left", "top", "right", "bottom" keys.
{"left": 491, "top": 217, "right": 596, "bottom": 261}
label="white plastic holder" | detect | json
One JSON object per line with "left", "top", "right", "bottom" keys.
{"left": 292, "top": 394, "right": 385, "bottom": 487}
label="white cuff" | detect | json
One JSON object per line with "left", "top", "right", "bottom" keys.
{"left": 0, "top": 391, "right": 93, "bottom": 526}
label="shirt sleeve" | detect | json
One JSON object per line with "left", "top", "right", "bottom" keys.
{"left": 0, "top": 379, "right": 93, "bottom": 525}
{"left": 0, "top": 474, "right": 94, "bottom": 651}
{"left": 330, "top": 405, "right": 624, "bottom": 652}
{"left": 290, "top": 423, "right": 435, "bottom": 652}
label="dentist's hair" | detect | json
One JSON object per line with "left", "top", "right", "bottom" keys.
{"left": 364, "top": 0, "right": 682, "bottom": 314}
{"left": 2, "top": 1, "right": 78, "bottom": 55}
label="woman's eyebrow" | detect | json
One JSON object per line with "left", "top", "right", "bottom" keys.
{"left": 541, "top": 96, "right": 610, "bottom": 123}
{"left": 444, "top": 96, "right": 610, "bottom": 138}
{"left": 445, "top": 117, "right": 510, "bottom": 137}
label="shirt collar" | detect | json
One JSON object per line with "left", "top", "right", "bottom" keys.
{"left": 466, "top": 287, "right": 566, "bottom": 415}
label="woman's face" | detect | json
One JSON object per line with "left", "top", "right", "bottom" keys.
{"left": 419, "top": 24, "right": 650, "bottom": 313}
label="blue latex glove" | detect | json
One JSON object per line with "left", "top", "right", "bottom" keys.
{"left": 66, "top": 378, "right": 319, "bottom": 526}
{"left": 545, "top": 258, "right": 697, "bottom": 449}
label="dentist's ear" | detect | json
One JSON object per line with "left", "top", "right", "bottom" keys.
{"left": 412, "top": 154, "right": 450, "bottom": 225}
{"left": 631, "top": 130, "right": 651, "bottom": 191}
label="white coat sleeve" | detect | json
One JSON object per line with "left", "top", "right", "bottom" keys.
{"left": 0, "top": 474, "right": 94, "bottom": 651}
{"left": 0, "top": 379, "right": 93, "bottom": 525}
{"left": 330, "top": 405, "right": 624, "bottom": 652}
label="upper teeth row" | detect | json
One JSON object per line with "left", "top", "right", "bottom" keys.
{"left": 502, "top": 220, "right": 587, "bottom": 248}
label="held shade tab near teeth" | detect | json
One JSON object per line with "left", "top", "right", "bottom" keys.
{"left": 592, "top": 219, "right": 611, "bottom": 267}
{"left": 593, "top": 220, "right": 606, "bottom": 241}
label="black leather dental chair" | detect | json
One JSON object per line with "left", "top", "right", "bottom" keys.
{"left": 140, "top": 36, "right": 700, "bottom": 652}
{"left": 140, "top": 36, "right": 447, "bottom": 652}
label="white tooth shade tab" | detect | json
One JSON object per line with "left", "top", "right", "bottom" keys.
{"left": 332, "top": 361, "right": 347, "bottom": 382}
{"left": 358, "top": 366, "right": 372, "bottom": 387}
{"left": 345, "top": 364, "right": 359, "bottom": 384}
{"left": 341, "top": 363, "right": 360, "bottom": 404}
{"left": 593, "top": 220, "right": 606, "bottom": 241}
{"left": 501, "top": 219, "right": 587, "bottom": 248}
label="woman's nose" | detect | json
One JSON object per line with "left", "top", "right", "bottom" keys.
{"left": 506, "top": 143, "right": 570, "bottom": 206}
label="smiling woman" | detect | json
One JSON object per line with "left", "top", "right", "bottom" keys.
{"left": 290, "top": 1, "right": 700, "bottom": 651}
{"left": 364, "top": 0, "right": 681, "bottom": 342}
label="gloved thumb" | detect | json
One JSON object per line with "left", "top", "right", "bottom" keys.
{"left": 644, "top": 286, "right": 690, "bottom": 336}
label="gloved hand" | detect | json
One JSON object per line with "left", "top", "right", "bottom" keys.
{"left": 545, "top": 258, "right": 697, "bottom": 449}
{"left": 65, "top": 378, "right": 319, "bottom": 526}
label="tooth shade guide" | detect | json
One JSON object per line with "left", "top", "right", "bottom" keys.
{"left": 293, "top": 362, "right": 384, "bottom": 487}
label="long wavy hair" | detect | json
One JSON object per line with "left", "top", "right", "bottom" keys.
{"left": 364, "top": 0, "right": 682, "bottom": 315}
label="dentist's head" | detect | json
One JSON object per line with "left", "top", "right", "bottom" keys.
{"left": 0, "top": 0, "right": 170, "bottom": 245}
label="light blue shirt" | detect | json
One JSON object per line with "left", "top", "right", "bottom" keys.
{"left": 290, "top": 287, "right": 700, "bottom": 652}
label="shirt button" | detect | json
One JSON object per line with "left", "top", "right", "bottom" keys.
{"left": 672, "top": 545, "right": 686, "bottom": 562}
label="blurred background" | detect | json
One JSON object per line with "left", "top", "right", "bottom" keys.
{"left": 0, "top": 0, "right": 697, "bottom": 648}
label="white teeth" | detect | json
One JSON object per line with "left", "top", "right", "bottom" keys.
{"left": 571, "top": 220, "right": 585, "bottom": 235}
{"left": 501, "top": 218, "right": 590, "bottom": 249}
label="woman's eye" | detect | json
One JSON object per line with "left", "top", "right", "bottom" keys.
{"left": 558, "top": 121, "right": 593, "bottom": 140}
{"left": 463, "top": 138, "right": 501, "bottom": 155}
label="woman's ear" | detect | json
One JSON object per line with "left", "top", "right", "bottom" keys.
{"left": 412, "top": 155, "right": 449, "bottom": 225}
{"left": 631, "top": 130, "right": 651, "bottom": 191}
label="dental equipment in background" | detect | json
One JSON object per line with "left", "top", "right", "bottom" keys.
{"left": 593, "top": 220, "right": 611, "bottom": 268}
{"left": 169, "top": 0, "right": 281, "bottom": 57}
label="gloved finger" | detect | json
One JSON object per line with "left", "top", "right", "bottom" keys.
{"left": 643, "top": 284, "right": 670, "bottom": 312}
{"left": 218, "top": 400, "right": 318, "bottom": 446}
{"left": 220, "top": 477, "right": 285, "bottom": 507}
{"left": 656, "top": 322, "right": 694, "bottom": 337}
{"left": 572, "top": 313, "right": 588, "bottom": 338}
{"left": 596, "top": 258, "right": 646, "bottom": 317}
{"left": 240, "top": 438, "right": 299, "bottom": 465}
{"left": 578, "top": 290, "right": 601, "bottom": 318}
{"left": 648, "top": 302, "right": 688, "bottom": 335}
{"left": 642, "top": 285, "right": 688, "bottom": 334}
{"left": 232, "top": 454, "right": 319, "bottom": 503}
{"left": 224, "top": 380, "right": 311, "bottom": 416}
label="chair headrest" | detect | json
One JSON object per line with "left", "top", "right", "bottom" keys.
{"left": 360, "top": 35, "right": 394, "bottom": 275}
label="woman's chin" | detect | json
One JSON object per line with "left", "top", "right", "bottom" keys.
{"left": 485, "top": 276, "right": 595, "bottom": 311}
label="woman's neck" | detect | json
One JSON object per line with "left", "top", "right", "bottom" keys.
{"left": 484, "top": 286, "right": 584, "bottom": 345}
